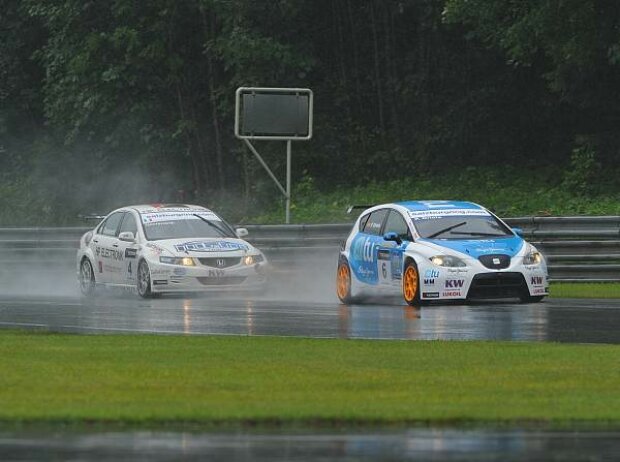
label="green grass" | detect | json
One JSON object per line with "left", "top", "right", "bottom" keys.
{"left": 1, "top": 331, "right": 619, "bottom": 425}
{"left": 550, "top": 283, "right": 620, "bottom": 299}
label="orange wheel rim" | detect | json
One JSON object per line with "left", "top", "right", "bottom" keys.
{"left": 403, "top": 266, "right": 418, "bottom": 301}
{"left": 337, "top": 264, "right": 351, "bottom": 299}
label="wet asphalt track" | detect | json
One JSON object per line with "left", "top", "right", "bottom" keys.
{"left": 0, "top": 294, "right": 619, "bottom": 343}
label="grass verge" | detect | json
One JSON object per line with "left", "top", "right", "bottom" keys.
{"left": 550, "top": 283, "right": 620, "bottom": 299}
{"left": 1, "top": 331, "right": 619, "bottom": 425}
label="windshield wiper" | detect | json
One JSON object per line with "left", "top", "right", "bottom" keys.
{"left": 450, "top": 231, "right": 508, "bottom": 237}
{"left": 426, "top": 221, "right": 467, "bottom": 239}
{"left": 192, "top": 214, "right": 232, "bottom": 238}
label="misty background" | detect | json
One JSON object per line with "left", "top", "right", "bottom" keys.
{"left": 2, "top": 0, "right": 620, "bottom": 226}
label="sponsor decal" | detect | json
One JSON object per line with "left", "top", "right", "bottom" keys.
{"left": 151, "top": 269, "right": 170, "bottom": 276}
{"left": 532, "top": 288, "right": 547, "bottom": 295}
{"left": 141, "top": 211, "right": 220, "bottom": 223}
{"left": 442, "top": 291, "right": 462, "bottom": 297}
{"left": 356, "top": 266, "right": 373, "bottom": 277}
{"left": 173, "top": 267, "right": 186, "bottom": 276}
{"left": 208, "top": 269, "right": 225, "bottom": 278}
{"left": 125, "top": 248, "right": 138, "bottom": 259}
{"left": 447, "top": 268, "right": 468, "bottom": 274}
{"left": 493, "top": 257, "right": 501, "bottom": 265}
{"left": 146, "top": 243, "right": 164, "bottom": 255}
{"left": 174, "top": 241, "right": 248, "bottom": 253}
{"left": 423, "top": 278, "right": 435, "bottom": 285}
{"left": 408, "top": 209, "right": 490, "bottom": 220}
{"left": 445, "top": 279, "right": 465, "bottom": 288}
{"left": 424, "top": 269, "right": 440, "bottom": 278}
{"left": 381, "top": 262, "right": 388, "bottom": 279}
{"left": 423, "top": 292, "right": 440, "bottom": 298}
{"left": 531, "top": 276, "right": 544, "bottom": 286}
{"left": 95, "top": 246, "right": 124, "bottom": 261}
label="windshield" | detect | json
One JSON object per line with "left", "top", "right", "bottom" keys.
{"left": 140, "top": 211, "right": 236, "bottom": 241}
{"left": 409, "top": 210, "right": 513, "bottom": 240}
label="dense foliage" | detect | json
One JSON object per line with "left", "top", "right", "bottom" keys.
{"left": 1, "top": 0, "right": 619, "bottom": 224}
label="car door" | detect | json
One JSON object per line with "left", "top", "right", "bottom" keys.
{"left": 377, "top": 209, "right": 412, "bottom": 286}
{"left": 115, "top": 211, "right": 140, "bottom": 285}
{"left": 349, "top": 208, "right": 389, "bottom": 285}
{"left": 92, "top": 211, "right": 124, "bottom": 283}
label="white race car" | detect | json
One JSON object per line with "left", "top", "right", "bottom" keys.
{"left": 336, "top": 201, "right": 548, "bottom": 305}
{"left": 77, "top": 204, "right": 268, "bottom": 297}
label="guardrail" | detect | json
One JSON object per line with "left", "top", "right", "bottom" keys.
{"left": 0, "top": 216, "right": 619, "bottom": 282}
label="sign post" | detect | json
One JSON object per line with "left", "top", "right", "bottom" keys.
{"left": 234, "top": 87, "right": 313, "bottom": 223}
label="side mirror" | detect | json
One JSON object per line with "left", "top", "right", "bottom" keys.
{"left": 119, "top": 231, "right": 135, "bottom": 242}
{"left": 383, "top": 231, "right": 402, "bottom": 245}
{"left": 236, "top": 227, "right": 249, "bottom": 238}
{"left": 512, "top": 227, "right": 524, "bottom": 237}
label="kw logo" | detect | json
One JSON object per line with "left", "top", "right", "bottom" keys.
{"left": 531, "top": 276, "right": 543, "bottom": 285}
{"left": 445, "top": 279, "right": 465, "bottom": 288}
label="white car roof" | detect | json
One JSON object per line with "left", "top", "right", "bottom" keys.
{"left": 123, "top": 204, "right": 213, "bottom": 214}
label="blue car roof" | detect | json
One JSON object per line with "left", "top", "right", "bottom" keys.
{"left": 395, "top": 200, "right": 483, "bottom": 212}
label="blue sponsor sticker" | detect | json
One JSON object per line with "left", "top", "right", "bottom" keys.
{"left": 174, "top": 241, "right": 248, "bottom": 252}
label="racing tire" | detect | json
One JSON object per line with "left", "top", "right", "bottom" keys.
{"left": 403, "top": 260, "right": 421, "bottom": 306}
{"left": 336, "top": 257, "right": 359, "bottom": 304}
{"left": 137, "top": 260, "right": 155, "bottom": 298}
{"left": 79, "top": 258, "right": 96, "bottom": 297}
{"left": 520, "top": 295, "right": 545, "bottom": 304}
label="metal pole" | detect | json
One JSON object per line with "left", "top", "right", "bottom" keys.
{"left": 286, "top": 140, "right": 292, "bottom": 224}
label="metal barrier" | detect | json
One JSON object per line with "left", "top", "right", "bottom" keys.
{"left": 0, "top": 216, "right": 619, "bottom": 281}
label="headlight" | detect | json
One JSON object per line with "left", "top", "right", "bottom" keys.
{"left": 429, "top": 255, "right": 467, "bottom": 267}
{"left": 523, "top": 251, "right": 543, "bottom": 265}
{"left": 243, "top": 254, "right": 264, "bottom": 265}
{"left": 159, "top": 256, "right": 195, "bottom": 266}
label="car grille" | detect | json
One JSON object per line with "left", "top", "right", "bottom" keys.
{"left": 478, "top": 254, "right": 510, "bottom": 270}
{"left": 198, "top": 257, "right": 241, "bottom": 268}
{"left": 197, "top": 276, "right": 247, "bottom": 286}
{"left": 467, "top": 272, "right": 526, "bottom": 299}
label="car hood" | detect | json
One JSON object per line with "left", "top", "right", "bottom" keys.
{"left": 147, "top": 238, "right": 254, "bottom": 257}
{"left": 418, "top": 236, "right": 524, "bottom": 258}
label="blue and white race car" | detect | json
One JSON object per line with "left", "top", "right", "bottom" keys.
{"left": 336, "top": 201, "right": 548, "bottom": 305}
{"left": 77, "top": 204, "right": 268, "bottom": 298}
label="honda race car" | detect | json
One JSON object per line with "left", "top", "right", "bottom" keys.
{"left": 77, "top": 204, "right": 268, "bottom": 297}
{"left": 336, "top": 201, "right": 548, "bottom": 305}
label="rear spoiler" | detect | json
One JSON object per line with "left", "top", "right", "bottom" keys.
{"left": 346, "top": 205, "right": 375, "bottom": 214}
{"left": 77, "top": 214, "right": 106, "bottom": 220}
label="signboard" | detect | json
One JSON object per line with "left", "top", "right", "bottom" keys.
{"left": 235, "top": 87, "right": 313, "bottom": 140}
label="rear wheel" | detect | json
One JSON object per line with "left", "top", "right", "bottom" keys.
{"left": 79, "top": 259, "right": 96, "bottom": 296}
{"left": 137, "top": 260, "right": 154, "bottom": 298}
{"left": 336, "top": 258, "right": 354, "bottom": 304}
{"left": 403, "top": 261, "right": 420, "bottom": 306}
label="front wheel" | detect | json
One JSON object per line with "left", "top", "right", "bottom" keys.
{"left": 137, "top": 260, "right": 154, "bottom": 298}
{"left": 79, "top": 258, "right": 96, "bottom": 296}
{"left": 403, "top": 261, "right": 421, "bottom": 306}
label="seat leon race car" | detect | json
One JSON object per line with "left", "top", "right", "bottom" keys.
{"left": 77, "top": 204, "right": 268, "bottom": 297}
{"left": 336, "top": 201, "right": 548, "bottom": 305}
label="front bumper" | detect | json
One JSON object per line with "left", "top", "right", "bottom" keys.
{"left": 149, "top": 260, "right": 269, "bottom": 293}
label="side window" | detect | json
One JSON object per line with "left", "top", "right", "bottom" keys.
{"left": 362, "top": 209, "right": 388, "bottom": 236}
{"left": 99, "top": 212, "right": 124, "bottom": 237}
{"left": 384, "top": 210, "right": 411, "bottom": 241}
{"left": 358, "top": 213, "right": 371, "bottom": 232}
{"left": 119, "top": 212, "right": 138, "bottom": 236}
